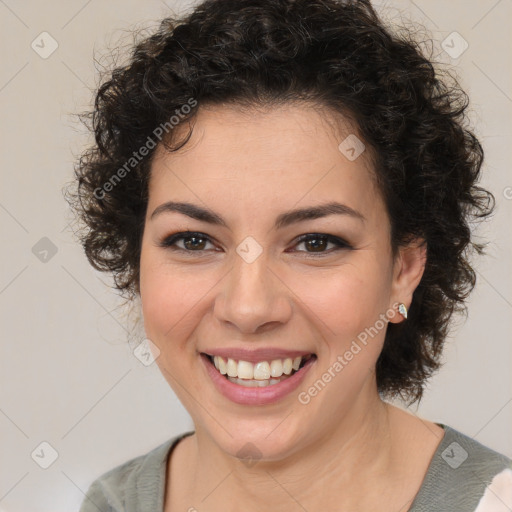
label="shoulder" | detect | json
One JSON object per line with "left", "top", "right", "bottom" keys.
{"left": 79, "top": 431, "right": 194, "bottom": 512}
{"left": 411, "top": 424, "right": 512, "bottom": 512}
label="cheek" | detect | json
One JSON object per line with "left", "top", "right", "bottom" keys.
{"left": 293, "top": 263, "right": 393, "bottom": 413}
{"left": 139, "top": 252, "right": 226, "bottom": 361}
{"left": 139, "top": 253, "right": 197, "bottom": 348}
{"left": 294, "top": 260, "right": 392, "bottom": 351}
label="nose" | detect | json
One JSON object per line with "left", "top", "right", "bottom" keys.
{"left": 213, "top": 249, "right": 293, "bottom": 335}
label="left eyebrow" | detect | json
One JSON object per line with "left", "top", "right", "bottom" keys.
{"left": 274, "top": 201, "right": 365, "bottom": 228}
{"left": 149, "top": 201, "right": 366, "bottom": 228}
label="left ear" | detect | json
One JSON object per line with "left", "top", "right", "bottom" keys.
{"left": 388, "top": 238, "right": 427, "bottom": 324}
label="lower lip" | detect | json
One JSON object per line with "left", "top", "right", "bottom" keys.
{"left": 201, "top": 353, "right": 316, "bottom": 405}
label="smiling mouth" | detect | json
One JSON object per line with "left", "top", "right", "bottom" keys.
{"left": 202, "top": 353, "right": 316, "bottom": 387}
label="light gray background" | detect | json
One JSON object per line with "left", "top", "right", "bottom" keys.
{"left": 0, "top": 1, "right": 511, "bottom": 510}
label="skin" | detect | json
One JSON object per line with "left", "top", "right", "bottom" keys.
{"left": 138, "top": 102, "right": 445, "bottom": 511}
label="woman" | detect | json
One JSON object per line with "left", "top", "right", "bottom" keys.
{"left": 67, "top": 0, "right": 511, "bottom": 510}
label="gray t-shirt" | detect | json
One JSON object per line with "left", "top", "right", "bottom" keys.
{"left": 79, "top": 424, "right": 512, "bottom": 512}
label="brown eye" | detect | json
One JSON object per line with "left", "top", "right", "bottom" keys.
{"left": 159, "top": 231, "right": 352, "bottom": 257}
{"left": 292, "top": 234, "right": 351, "bottom": 255}
{"left": 182, "top": 235, "right": 208, "bottom": 250}
{"left": 160, "top": 231, "right": 215, "bottom": 252}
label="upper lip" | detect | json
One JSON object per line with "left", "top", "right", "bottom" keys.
{"left": 201, "top": 348, "right": 315, "bottom": 363}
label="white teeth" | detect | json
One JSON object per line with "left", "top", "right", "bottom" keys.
{"left": 237, "top": 360, "right": 253, "bottom": 379}
{"left": 283, "top": 358, "right": 293, "bottom": 375}
{"left": 253, "top": 361, "right": 270, "bottom": 380}
{"left": 212, "top": 354, "right": 311, "bottom": 380}
{"left": 226, "top": 358, "right": 238, "bottom": 377}
{"left": 270, "top": 359, "right": 283, "bottom": 377}
{"left": 227, "top": 376, "right": 284, "bottom": 387}
{"left": 218, "top": 357, "right": 227, "bottom": 375}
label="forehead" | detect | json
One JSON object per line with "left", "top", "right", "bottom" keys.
{"left": 147, "top": 102, "right": 384, "bottom": 226}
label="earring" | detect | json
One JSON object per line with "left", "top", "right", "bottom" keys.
{"left": 398, "top": 303, "right": 408, "bottom": 319}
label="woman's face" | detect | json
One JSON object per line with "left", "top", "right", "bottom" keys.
{"left": 139, "top": 102, "right": 422, "bottom": 460}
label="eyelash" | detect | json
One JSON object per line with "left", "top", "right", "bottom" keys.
{"left": 158, "top": 231, "right": 352, "bottom": 256}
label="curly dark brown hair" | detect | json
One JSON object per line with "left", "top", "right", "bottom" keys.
{"left": 65, "top": 0, "right": 494, "bottom": 403}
